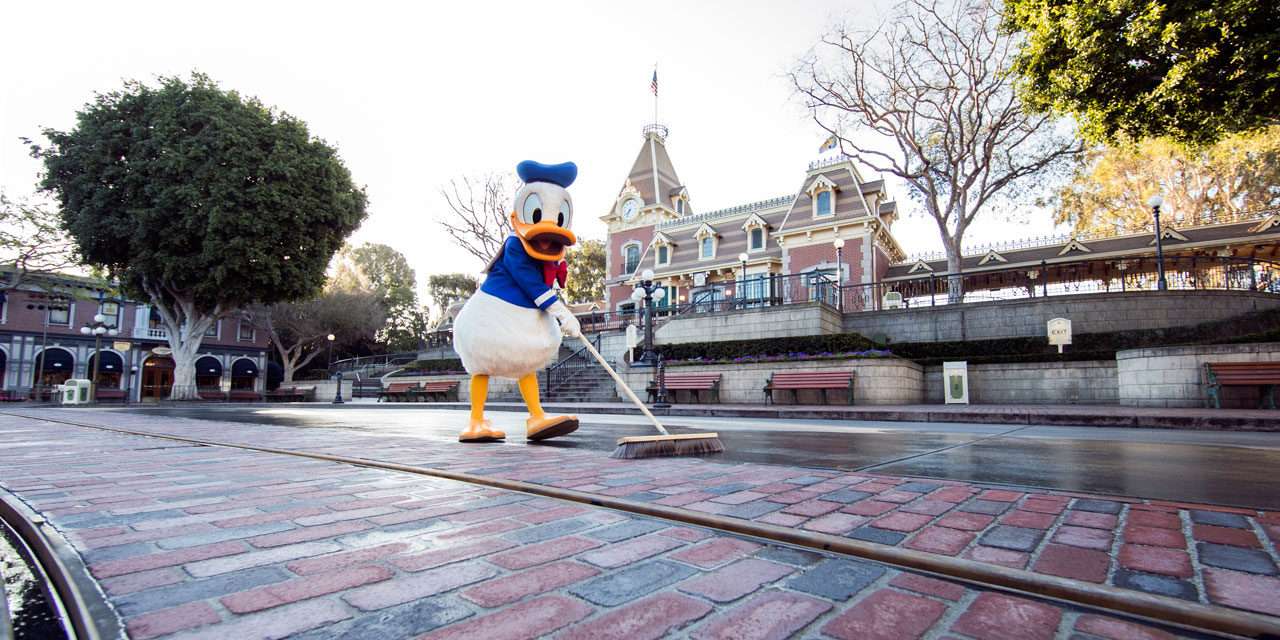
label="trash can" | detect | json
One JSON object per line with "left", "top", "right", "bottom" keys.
{"left": 943, "top": 362, "right": 969, "bottom": 404}
{"left": 61, "top": 379, "right": 92, "bottom": 405}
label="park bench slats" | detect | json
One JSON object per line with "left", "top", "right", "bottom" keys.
{"left": 267, "top": 385, "right": 316, "bottom": 402}
{"left": 648, "top": 373, "right": 721, "bottom": 404}
{"left": 228, "top": 389, "right": 263, "bottom": 402}
{"left": 764, "top": 371, "right": 854, "bottom": 405}
{"left": 94, "top": 389, "right": 127, "bottom": 403}
{"left": 1203, "top": 362, "right": 1280, "bottom": 409}
{"left": 420, "top": 380, "right": 460, "bottom": 402}
{"left": 379, "top": 382, "right": 422, "bottom": 403}
{"left": 199, "top": 388, "right": 228, "bottom": 401}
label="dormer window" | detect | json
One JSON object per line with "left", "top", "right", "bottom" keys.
{"left": 652, "top": 232, "right": 675, "bottom": 267}
{"left": 693, "top": 223, "right": 718, "bottom": 261}
{"left": 742, "top": 213, "right": 770, "bottom": 253}
{"left": 670, "top": 187, "right": 690, "bottom": 216}
{"left": 807, "top": 175, "right": 839, "bottom": 218}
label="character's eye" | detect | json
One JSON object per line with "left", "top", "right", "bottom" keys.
{"left": 522, "top": 193, "right": 542, "bottom": 224}
{"left": 558, "top": 200, "right": 571, "bottom": 227}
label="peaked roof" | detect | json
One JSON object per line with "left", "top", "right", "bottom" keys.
{"left": 624, "top": 131, "right": 685, "bottom": 209}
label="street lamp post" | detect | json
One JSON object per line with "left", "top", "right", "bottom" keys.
{"left": 80, "top": 313, "right": 120, "bottom": 403}
{"left": 738, "top": 253, "right": 748, "bottom": 308}
{"left": 26, "top": 295, "right": 70, "bottom": 401}
{"left": 630, "top": 269, "right": 666, "bottom": 366}
{"left": 327, "top": 334, "right": 344, "bottom": 404}
{"left": 833, "top": 237, "right": 846, "bottom": 311}
{"left": 1147, "top": 195, "right": 1169, "bottom": 291}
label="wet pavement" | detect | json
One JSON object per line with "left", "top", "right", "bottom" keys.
{"left": 2, "top": 410, "right": 1239, "bottom": 640}
{"left": 103, "top": 404, "right": 1280, "bottom": 510}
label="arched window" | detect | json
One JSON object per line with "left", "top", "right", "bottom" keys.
{"left": 34, "top": 348, "right": 75, "bottom": 387}
{"left": 623, "top": 243, "right": 641, "bottom": 274}
{"left": 86, "top": 351, "right": 124, "bottom": 388}
{"left": 196, "top": 356, "right": 223, "bottom": 389}
{"left": 230, "top": 358, "right": 259, "bottom": 390}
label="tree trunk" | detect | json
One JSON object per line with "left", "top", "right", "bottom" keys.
{"left": 170, "top": 340, "right": 202, "bottom": 400}
{"left": 945, "top": 244, "right": 965, "bottom": 304}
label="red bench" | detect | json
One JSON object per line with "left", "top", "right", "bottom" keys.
{"left": 0, "top": 390, "right": 25, "bottom": 402}
{"left": 764, "top": 371, "right": 855, "bottom": 405}
{"left": 378, "top": 382, "right": 422, "bottom": 402}
{"left": 420, "top": 380, "right": 460, "bottom": 402}
{"left": 94, "top": 388, "right": 127, "bottom": 403}
{"left": 199, "top": 388, "right": 228, "bottom": 401}
{"left": 266, "top": 385, "right": 317, "bottom": 402}
{"left": 648, "top": 373, "right": 721, "bottom": 404}
{"left": 1203, "top": 362, "right": 1280, "bottom": 409}
{"left": 228, "top": 389, "right": 263, "bottom": 402}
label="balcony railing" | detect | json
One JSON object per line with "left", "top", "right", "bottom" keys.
{"left": 133, "top": 326, "right": 167, "bottom": 339}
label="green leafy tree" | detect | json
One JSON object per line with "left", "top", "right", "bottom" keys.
{"left": 340, "top": 243, "right": 422, "bottom": 350}
{"left": 252, "top": 286, "right": 385, "bottom": 383}
{"left": 34, "top": 73, "right": 367, "bottom": 399}
{"left": 427, "top": 273, "right": 478, "bottom": 320}
{"left": 1003, "top": 0, "right": 1280, "bottom": 146}
{"left": 564, "top": 238, "right": 605, "bottom": 304}
{"left": 1054, "top": 127, "right": 1280, "bottom": 235}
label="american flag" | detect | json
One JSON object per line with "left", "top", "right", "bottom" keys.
{"left": 650, "top": 70, "right": 658, "bottom": 96}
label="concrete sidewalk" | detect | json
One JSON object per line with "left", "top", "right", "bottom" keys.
{"left": 421, "top": 401, "right": 1280, "bottom": 431}
{"left": 0, "top": 409, "right": 1274, "bottom": 638}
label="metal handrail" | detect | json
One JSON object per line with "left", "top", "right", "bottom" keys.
{"left": 544, "top": 333, "right": 602, "bottom": 393}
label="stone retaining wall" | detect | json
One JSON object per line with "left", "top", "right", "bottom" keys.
{"left": 923, "top": 360, "right": 1118, "bottom": 405}
{"left": 845, "top": 290, "right": 1280, "bottom": 343}
{"left": 377, "top": 374, "right": 520, "bottom": 402}
{"left": 655, "top": 302, "right": 843, "bottom": 344}
{"left": 619, "top": 357, "right": 924, "bottom": 405}
{"left": 1116, "top": 342, "right": 1280, "bottom": 408}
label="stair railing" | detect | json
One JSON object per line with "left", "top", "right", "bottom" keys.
{"left": 544, "top": 332, "right": 603, "bottom": 394}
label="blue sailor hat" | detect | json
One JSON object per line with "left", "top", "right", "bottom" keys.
{"left": 516, "top": 160, "right": 577, "bottom": 189}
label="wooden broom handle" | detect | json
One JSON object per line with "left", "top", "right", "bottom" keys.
{"left": 577, "top": 334, "right": 670, "bottom": 436}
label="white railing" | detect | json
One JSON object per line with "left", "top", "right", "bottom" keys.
{"left": 133, "top": 327, "right": 167, "bottom": 339}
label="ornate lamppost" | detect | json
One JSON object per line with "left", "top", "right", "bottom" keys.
{"left": 738, "top": 253, "right": 748, "bottom": 308}
{"left": 833, "top": 237, "right": 845, "bottom": 311}
{"left": 1147, "top": 195, "right": 1169, "bottom": 291}
{"left": 630, "top": 269, "right": 667, "bottom": 365}
{"left": 80, "top": 313, "right": 120, "bottom": 403}
{"left": 327, "top": 333, "right": 344, "bottom": 404}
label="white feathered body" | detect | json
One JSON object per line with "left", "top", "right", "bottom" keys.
{"left": 453, "top": 290, "right": 561, "bottom": 379}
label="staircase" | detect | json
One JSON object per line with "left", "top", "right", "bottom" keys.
{"left": 542, "top": 363, "right": 619, "bottom": 403}
{"left": 541, "top": 334, "right": 620, "bottom": 403}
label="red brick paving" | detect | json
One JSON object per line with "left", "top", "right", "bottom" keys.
{"left": 1074, "top": 615, "right": 1178, "bottom": 640}
{"left": 1123, "top": 525, "right": 1187, "bottom": 548}
{"left": 1192, "top": 524, "right": 1260, "bottom": 548}
{"left": 0, "top": 410, "right": 1251, "bottom": 640}
{"left": 951, "top": 593, "right": 1062, "bottom": 640}
{"left": 125, "top": 601, "right": 221, "bottom": 640}
{"left": 1118, "top": 544, "right": 1194, "bottom": 578}
{"left": 822, "top": 589, "right": 948, "bottom": 640}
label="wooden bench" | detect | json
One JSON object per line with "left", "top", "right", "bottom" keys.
{"left": 0, "top": 390, "right": 25, "bottom": 402}
{"left": 378, "top": 382, "right": 422, "bottom": 403}
{"left": 764, "top": 371, "right": 855, "bottom": 405}
{"left": 419, "top": 380, "right": 460, "bottom": 402}
{"left": 94, "top": 388, "right": 127, "bottom": 403}
{"left": 199, "top": 388, "right": 227, "bottom": 401}
{"left": 228, "top": 389, "right": 263, "bottom": 402}
{"left": 266, "top": 385, "right": 316, "bottom": 402}
{"left": 1203, "top": 362, "right": 1280, "bottom": 409}
{"left": 647, "top": 373, "right": 721, "bottom": 404}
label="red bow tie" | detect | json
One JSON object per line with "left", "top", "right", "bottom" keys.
{"left": 543, "top": 260, "right": 568, "bottom": 287}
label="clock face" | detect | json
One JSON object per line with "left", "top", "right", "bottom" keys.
{"left": 621, "top": 198, "right": 639, "bottom": 221}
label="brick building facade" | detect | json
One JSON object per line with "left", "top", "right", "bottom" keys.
{"left": 601, "top": 125, "right": 906, "bottom": 315}
{"left": 0, "top": 271, "right": 269, "bottom": 401}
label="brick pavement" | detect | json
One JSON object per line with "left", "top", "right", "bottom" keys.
{"left": 0, "top": 410, "right": 1270, "bottom": 638}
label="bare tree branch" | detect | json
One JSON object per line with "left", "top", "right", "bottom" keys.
{"left": 793, "top": 0, "right": 1082, "bottom": 300}
{"left": 0, "top": 192, "right": 78, "bottom": 292}
{"left": 436, "top": 173, "right": 516, "bottom": 265}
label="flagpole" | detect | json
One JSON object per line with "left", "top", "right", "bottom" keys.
{"left": 653, "top": 63, "right": 658, "bottom": 125}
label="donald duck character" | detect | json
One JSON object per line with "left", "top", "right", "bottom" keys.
{"left": 452, "top": 160, "right": 583, "bottom": 443}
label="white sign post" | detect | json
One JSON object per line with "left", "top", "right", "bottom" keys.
{"left": 1048, "top": 318, "right": 1072, "bottom": 354}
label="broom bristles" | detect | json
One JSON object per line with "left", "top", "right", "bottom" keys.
{"left": 610, "top": 435, "right": 725, "bottom": 459}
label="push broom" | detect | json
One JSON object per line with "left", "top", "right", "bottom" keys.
{"left": 576, "top": 335, "right": 725, "bottom": 459}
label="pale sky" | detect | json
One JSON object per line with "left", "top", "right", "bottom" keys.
{"left": 1, "top": 0, "right": 1064, "bottom": 302}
